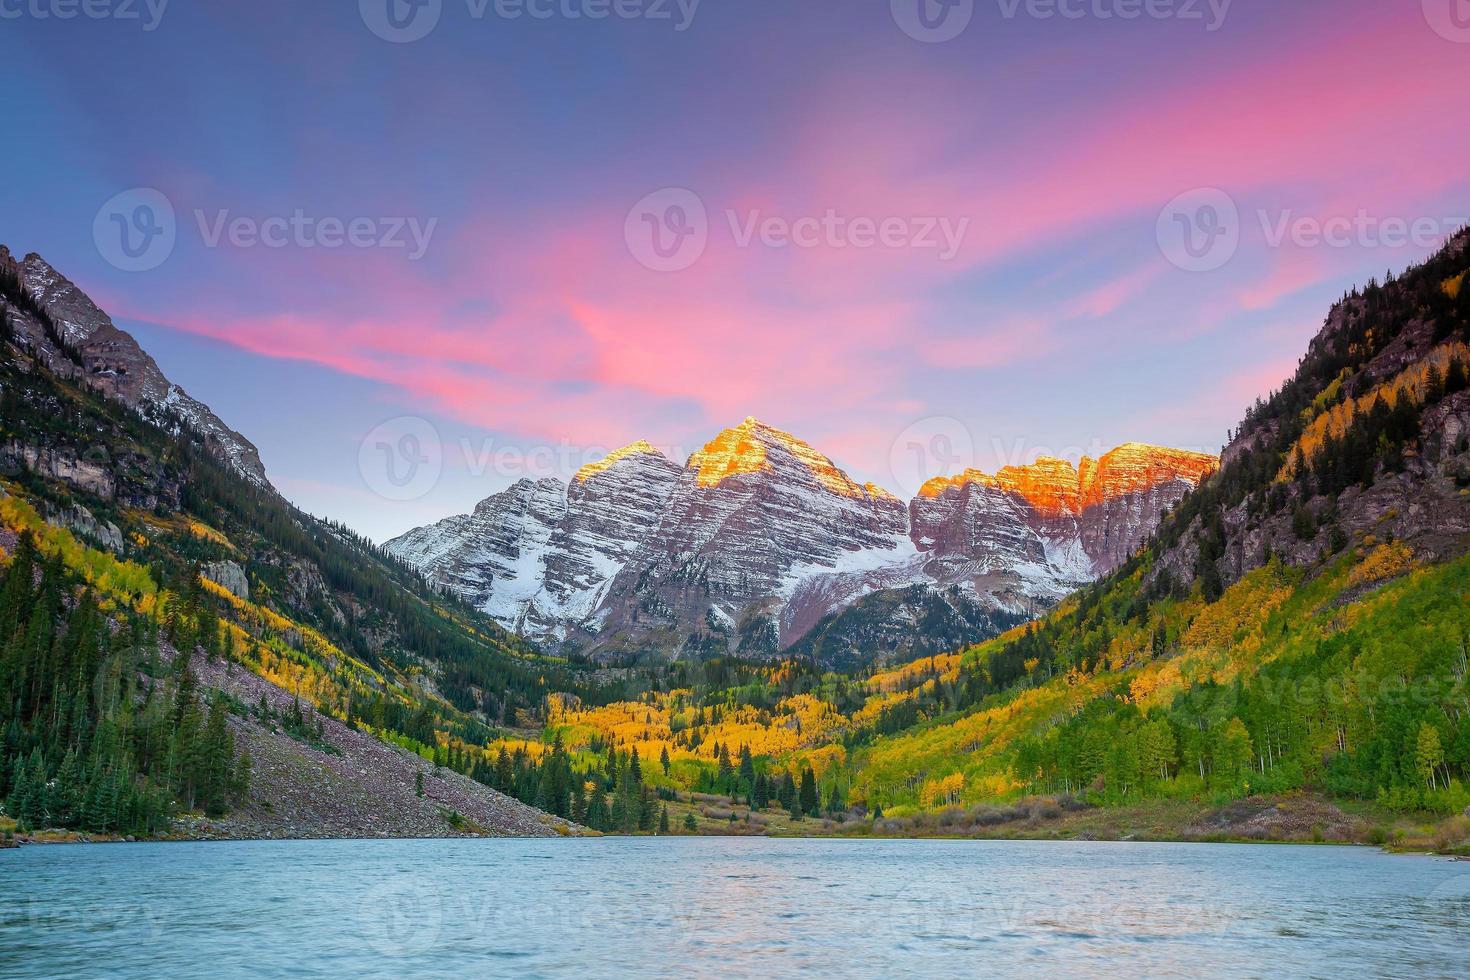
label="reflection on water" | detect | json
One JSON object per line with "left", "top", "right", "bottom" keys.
{"left": 3, "top": 837, "right": 1466, "bottom": 978}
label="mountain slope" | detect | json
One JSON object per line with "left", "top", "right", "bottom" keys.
{"left": 492, "top": 229, "right": 1470, "bottom": 847}
{"left": 848, "top": 228, "right": 1470, "bottom": 815}
{"left": 386, "top": 422, "right": 1214, "bottom": 666}
{"left": 0, "top": 251, "right": 595, "bottom": 838}
{"left": 1, "top": 246, "right": 270, "bottom": 488}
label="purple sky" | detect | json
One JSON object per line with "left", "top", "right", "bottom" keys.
{"left": 3, "top": 0, "right": 1468, "bottom": 540}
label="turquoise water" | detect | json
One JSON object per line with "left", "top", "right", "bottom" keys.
{"left": 3, "top": 838, "right": 1467, "bottom": 978}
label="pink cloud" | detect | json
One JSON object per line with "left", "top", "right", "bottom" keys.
{"left": 126, "top": 3, "right": 1470, "bottom": 472}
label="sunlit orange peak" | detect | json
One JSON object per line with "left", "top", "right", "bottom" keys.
{"left": 918, "top": 443, "right": 1218, "bottom": 514}
{"left": 574, "top": 440, "right": 665, "bottom": 482}
{"left": 691, "top": 418, "right": 885, "bottom": 499}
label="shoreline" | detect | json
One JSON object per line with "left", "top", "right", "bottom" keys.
{"left": 7, "top": 787, "right": 1465, "bottom": 855}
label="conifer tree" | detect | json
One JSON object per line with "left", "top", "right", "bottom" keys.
{"left": 798, "top": 766, "right": 818, "bottom": 817}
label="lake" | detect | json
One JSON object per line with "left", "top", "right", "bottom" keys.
{"left": 3, "top": 838, "right": 1467, "bottom": 978}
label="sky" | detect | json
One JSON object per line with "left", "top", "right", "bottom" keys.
{"left": 2, "top": 0, "right": 1469, "bottom": 541}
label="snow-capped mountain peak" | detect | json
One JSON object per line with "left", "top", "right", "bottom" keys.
{"left": 384, "top": 422, "right": 1218, "bottom": 666}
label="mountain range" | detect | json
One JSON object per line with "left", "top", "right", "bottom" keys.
{"left": 385, "top": 419, "right": 1216, "bottom": 666}
{"left": 3, "top": 227, "right": 1467, "bottom": 847}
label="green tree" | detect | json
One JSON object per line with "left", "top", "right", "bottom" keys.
{"left": 1415, "top": 723, "right": 1444, "bottom": 791}
{"left": 1139, "top": 719, "right": 1177, "bottom": 785}
{"left": 1213, "top": 718, "right": 1254, "bottom": 787}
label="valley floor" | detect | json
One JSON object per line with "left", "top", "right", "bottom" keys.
{"left": 8, "top": 792, "right": 1468, "bottom": 856}
{"left": 649, "top": 789, "right": 1470, "bottom": 856}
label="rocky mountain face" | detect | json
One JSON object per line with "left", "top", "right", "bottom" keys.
{"left": 0, "top": 245, "right": 271, "bottom": 488}
{"left": 385, "top": 420, "right": 1217, "bottom": 666}
{"left": 2, "top": 246, "right": 578, "bottom": 726}
{"left": 1149, "top": 229, "right": 1470, "bottom": 598}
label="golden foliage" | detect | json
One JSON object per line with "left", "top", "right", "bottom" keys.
{"left": 1281, "top": 342, "right": 1470, "bottom": 480}
{"left": 919, "top": 772, "right": 965, "bottom": 808}
{"left": 868, "top": 654, "right": 961, "bottom": 693}
{"left": 1182, "top": 565, "right": 1291, "bottom": 653}
{"left": 1348, "top": 542, "right": 1415, "bottom": 588}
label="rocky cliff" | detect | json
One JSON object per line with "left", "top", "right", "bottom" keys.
{"left": 0, "top": 246, "right": 271, "bottom": 488}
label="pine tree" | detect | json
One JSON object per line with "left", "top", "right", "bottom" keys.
{"left": 738, "top": 744, "right": 755, "bottom": 794}
{"left": 494, "top": 747, "right": 513, "bottom": 792}
{"left": 798, "top": 766, "right": 818, "bottom": 817}
{"left": 825, "top": 780, "right": 844, "bottom": 815}
{"left": 752, "top": 773, "right": 770, "bottom": 811}
{"left": 717, "top": 744, "right": 734, "bottom": 794}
